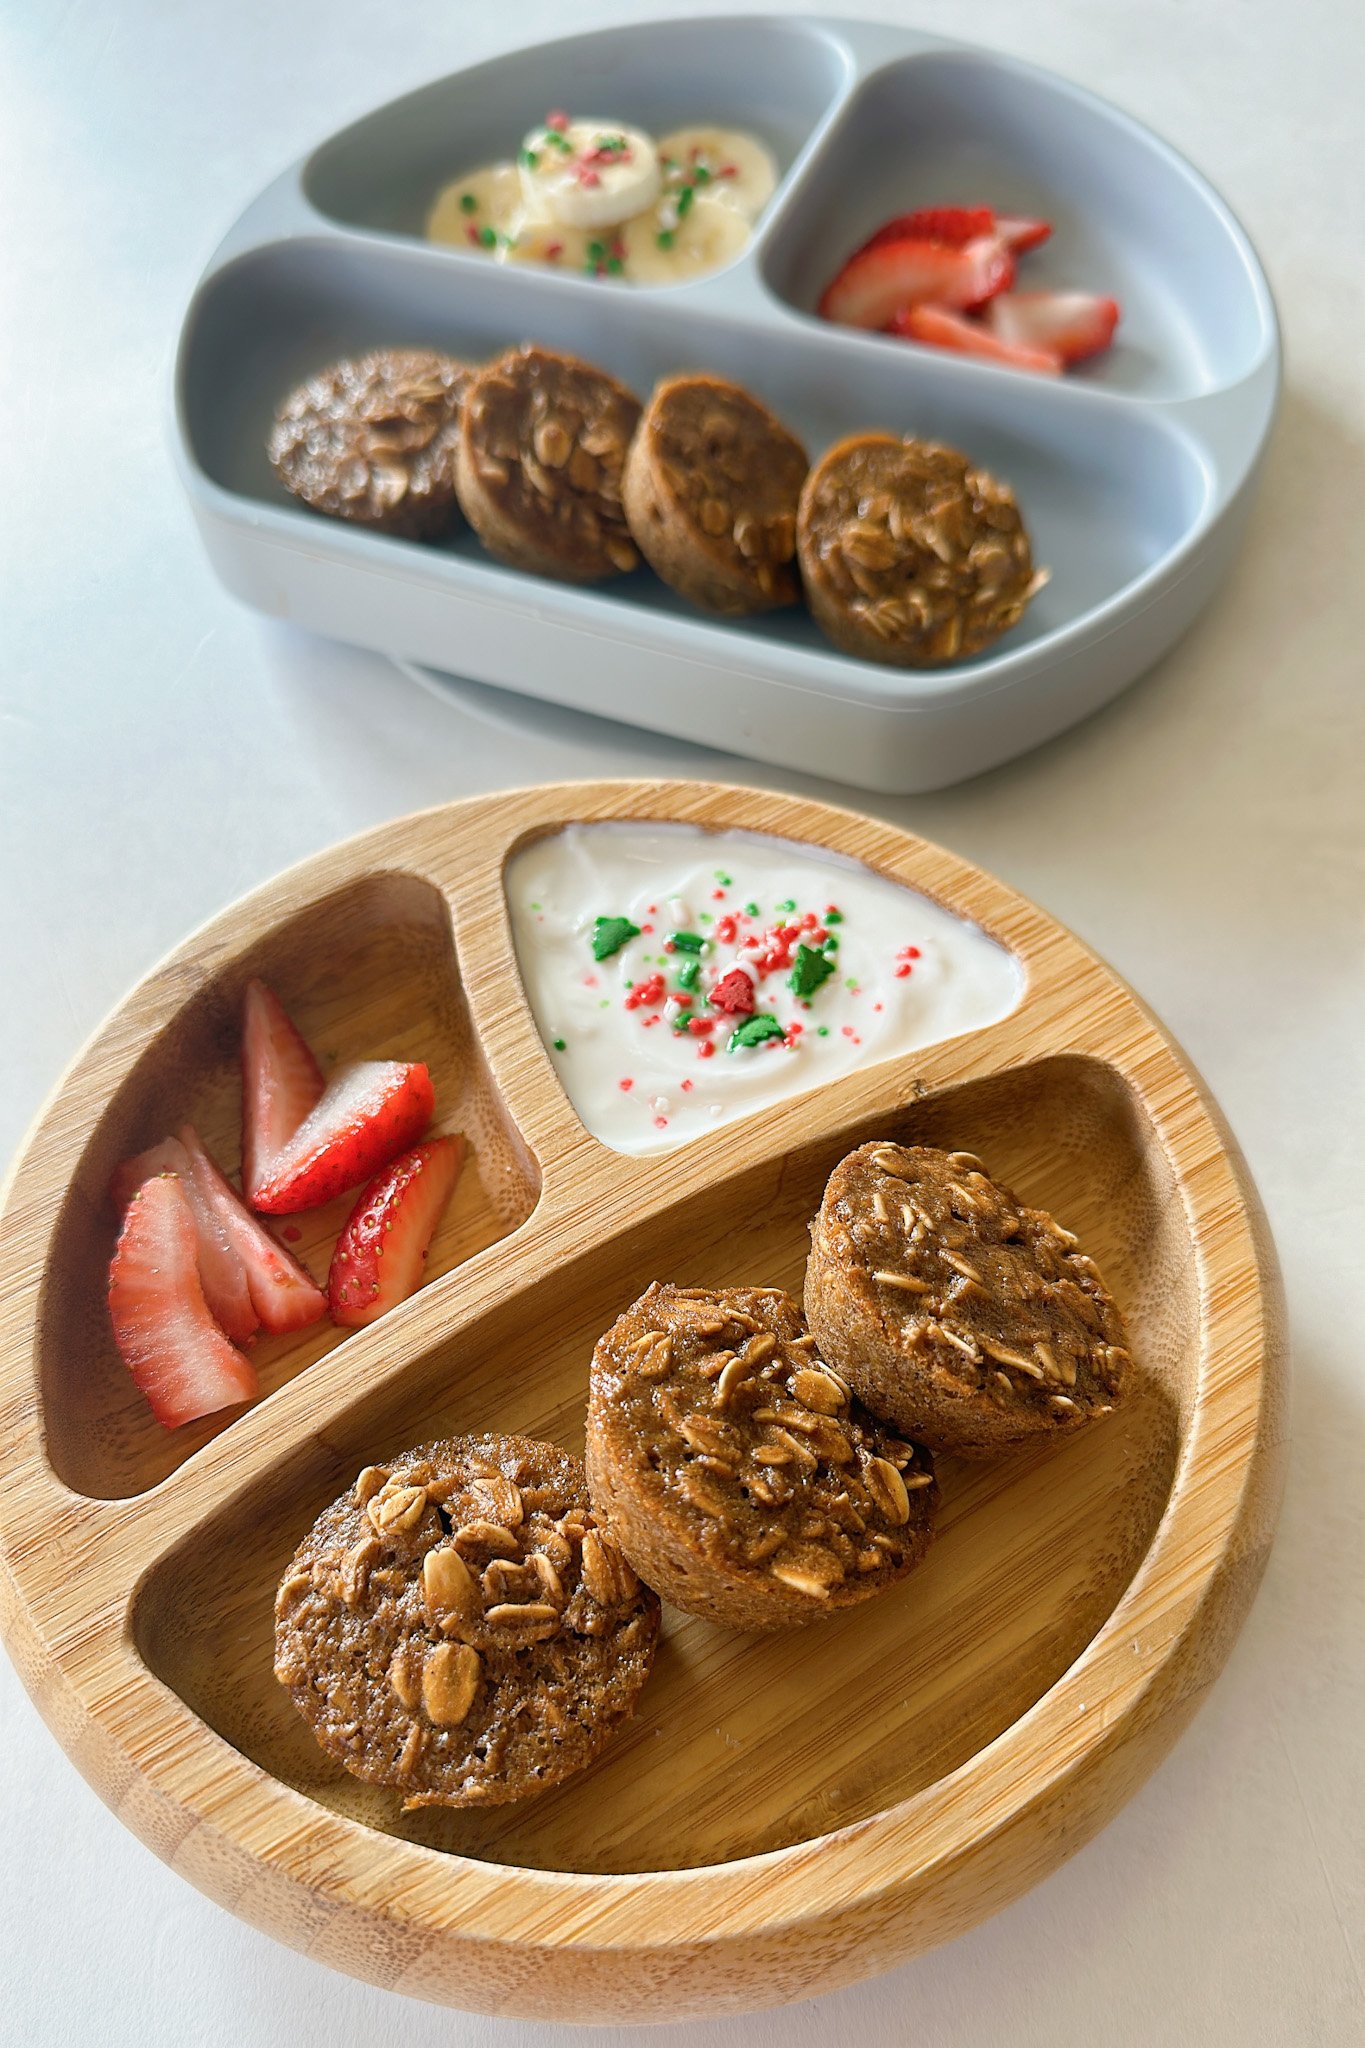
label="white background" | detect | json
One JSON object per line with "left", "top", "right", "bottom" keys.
{"left": 2, "top": 1, "right": 1362, "bottom": 2042}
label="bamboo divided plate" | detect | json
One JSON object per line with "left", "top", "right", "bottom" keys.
{"left": 0, "top": 782, "right": 1285, "bottom": 2023}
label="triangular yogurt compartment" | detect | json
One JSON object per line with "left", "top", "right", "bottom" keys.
{"left": 508, "top": 820, "right": 1022, "bottom": 1153}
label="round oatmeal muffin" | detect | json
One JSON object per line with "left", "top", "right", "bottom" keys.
{"left": 273, "top": 1433, "right": 660, "bottom": 1810}
{"left": 805, "top": 1142, "right": 1130, "bottom": 1457}
{"left": 586, "top": 1283, "right": 937, "bottom": 1631}
{"left": 455, "top": 344, "right": 642, "bottom": 581}
{"left": 267, "top": 348, "right": 472, "bottom": 539}
{"left": 797, "top": 431, "right": 1041, "bottom": 665}
{"left": 621, "top": 373, "right": 807, "bottom": 615}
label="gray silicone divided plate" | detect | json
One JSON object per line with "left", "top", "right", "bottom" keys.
{"left": 172, "top": 14, "right": 1280, "bottom": 793}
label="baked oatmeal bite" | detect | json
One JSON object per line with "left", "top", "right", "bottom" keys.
{"left": 274, "top": 1433, "right": 659, "bottom": 1809}
{"left": 267, "top": 348, "right": 472, "bottom": 539}
{"left": 586, "top": 1283, "right": 937, "bottom": 1631}
{"left": 621, "top": 373, "right": 807, "bottom": 614}
{"left": 797, "top": 431, "right": 1041, "bottom": 664}
{"left": 805, "top": 1142, "right": 1130, "bottom": 1457}
{"left": 455, "top": 344, "right": 642, "bottom": 580}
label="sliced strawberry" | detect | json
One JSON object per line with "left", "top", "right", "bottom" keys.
{"left": 108, "top": 1175, "right": 258, "bottom": 1428}
{"left": 819, "top": 234, "right": 1014, "bottom": 329}
{"left": 252, "top": 1060, "right": 436, "bottom": 1214}
{"left": 175, "top": 1125, "right": 326, "bottom": 1333}
{"left": 892, "top": 303, "right": 1064, "bottom": 375}
{"left": 994, "top": 214, "right": 1053, "bottom": 254}
{"left": 708, "top": 967, "right": 756, "bottom": 1016}
{"left": 329, "top": 1137, "right": 466, "bottom": 1328}
{"left": 241, "top": 979, "right": 324, "bottom": 1206}
{"left": 860, "top": 205, "right": 996, "bottom": 253}
{"left": 986, "top": 289, "right": 1119, "bottom": 363}
{"left": 111, "top": 1135, "right": 258, "bottom": 1344}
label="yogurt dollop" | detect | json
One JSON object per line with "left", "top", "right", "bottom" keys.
{"left": 508, "top": 824, "right": 1022, "bottom": 1156}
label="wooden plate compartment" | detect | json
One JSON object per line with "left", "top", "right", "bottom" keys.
{"left": 0, "top": 782, "right": 1284, "bottom": 2021}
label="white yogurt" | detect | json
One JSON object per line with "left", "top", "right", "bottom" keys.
{"left": 508, "top": 824, "right": 1022, "bottom": 1156}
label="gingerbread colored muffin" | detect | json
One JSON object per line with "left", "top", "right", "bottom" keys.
{"left": 621, "top": 373, "right": 807, "bottom": 615}
{"left": 586, "top": 1283, "right": 937, "bottom": 1631}
{"left": 455, "top": 345, "right": 641, "bottom": 581}
{"left": 805, "top": 1142, "right": 1130, "bottom": 1457}
{"left": 267, "top": 348, "right": 472, "bottom": 539}
{"left": 797, "top": 432, "right": 1041, "bottom": 665}
{"left": 274, "top": 1434, "right": 659, "bottom": 1810}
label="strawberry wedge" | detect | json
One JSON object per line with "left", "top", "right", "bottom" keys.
{"left": 108, "top": 1175, "right": 259, "bottom": 1428}
{"left": 860, "top": 205, "right": 996, "bottom": 252}
{"left": 175, "top": 1126, "right": 326, "bottom": 1332}
{"left": 893, "top": 303, "right": 1064, "bottom": 375}
{"left": 252, "top": 1060, "right": 436, "bottom": 1215}
{"left": 819, "top": 234, "right": 1013, "bottom": 329}
{"left": 994, "top": 214, "right": 1053, "bottom": 254}
{"left": 986, "top": 289, "right": 1120, "bottom": 363}
{"left": 241, "top": 979, "right": 324, "bottom": 1207}
{"left": 112, "top": 1135, "right": 258, "bottom": 1344}
{"left": 329, "top": 1136, "right": 466, "bottom": 1328}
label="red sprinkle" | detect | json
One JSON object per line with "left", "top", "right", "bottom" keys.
{"left": 546, "top": 109, "right": 569, "bottom": 131}
{"left": 282, "top": 1225, "right": 302, "bottom": 1242}
{"left": 680, "top": 1078, "right": 694, "bottom": 1092}
{"left": 686, "top": 1015, "right": 716, "bottom": 1036}
{"left": 708, "top": 968, "right": 755, "bottom": 1016}
{"left": 625, "top": 972, "right": 666, "bottom": 1010}
{"left": 619, "top": 1077, "right": 634, "bottom": 1092}
{"left": 545, "top": 241, "right": 564, "bottom": 260}
{"left": 640, "top": 922, "right": 654, "bottom": 934}
{"left": 714, "top": 912, "right": 739, "bottom": 944}
{"left": 711, "top": 887, "right": 726, "bottom": 900}
{"left": 895, "top": 964, "right": 912, "bottom": 979}
{"left": 653, "top": 1115, "right": 668, "bottom": 1128}
{"left": 578, "top": 166, "right": 601, "bottom": 187}
{"left": 466, "top": 224, "right": 481, "bottom": 246}
{"left": 719, "top": 163, "right": 738, "bottom": 178}
{"left": 698, "top": 1041, "right": 716, "bottom": 1059}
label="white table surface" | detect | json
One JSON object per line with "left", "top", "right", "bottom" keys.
{"left": 3, "top": 0, "right": 1362, "bottom": 2040}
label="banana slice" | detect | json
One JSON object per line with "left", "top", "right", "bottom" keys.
{"left": 656, "top": 127, "right": 778, "bottom": 223}
{"left": 518, "top": 120, "right": 661, "bottom": 231}
{"left": 502, "top": 218, "right": 594, "bottom": 272}
{"left": 624, "top": 193, "right": 752, "bottom": 285}
{"left": 426, "top": 163, "right": 527, "bottom": 250}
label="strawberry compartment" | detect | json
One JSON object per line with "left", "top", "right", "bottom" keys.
{"left": 130, "top": 1051, "right": 1184, "bottom": 1876}
{"left": 302, "top": 15, "right": 851, "bottom": 250}
{"left": 36, "top": 871, "right": 540, "bottom": 1501}
{"left": 760, "top": 49, "right": 1275, "bottom": 400}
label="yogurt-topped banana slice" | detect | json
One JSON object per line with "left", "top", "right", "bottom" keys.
{"left": 427, "top": 111, "right": 776, "bottom": 284}
{"left": 656, "top": 127, "right": 778, "bottom": 223}
{"left": 518, "top": 120, "right": 662, "bottom": 231}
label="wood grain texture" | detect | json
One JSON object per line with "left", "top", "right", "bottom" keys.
{"left": 0, "top": 781, "right": 1286, "bottom": 2023}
